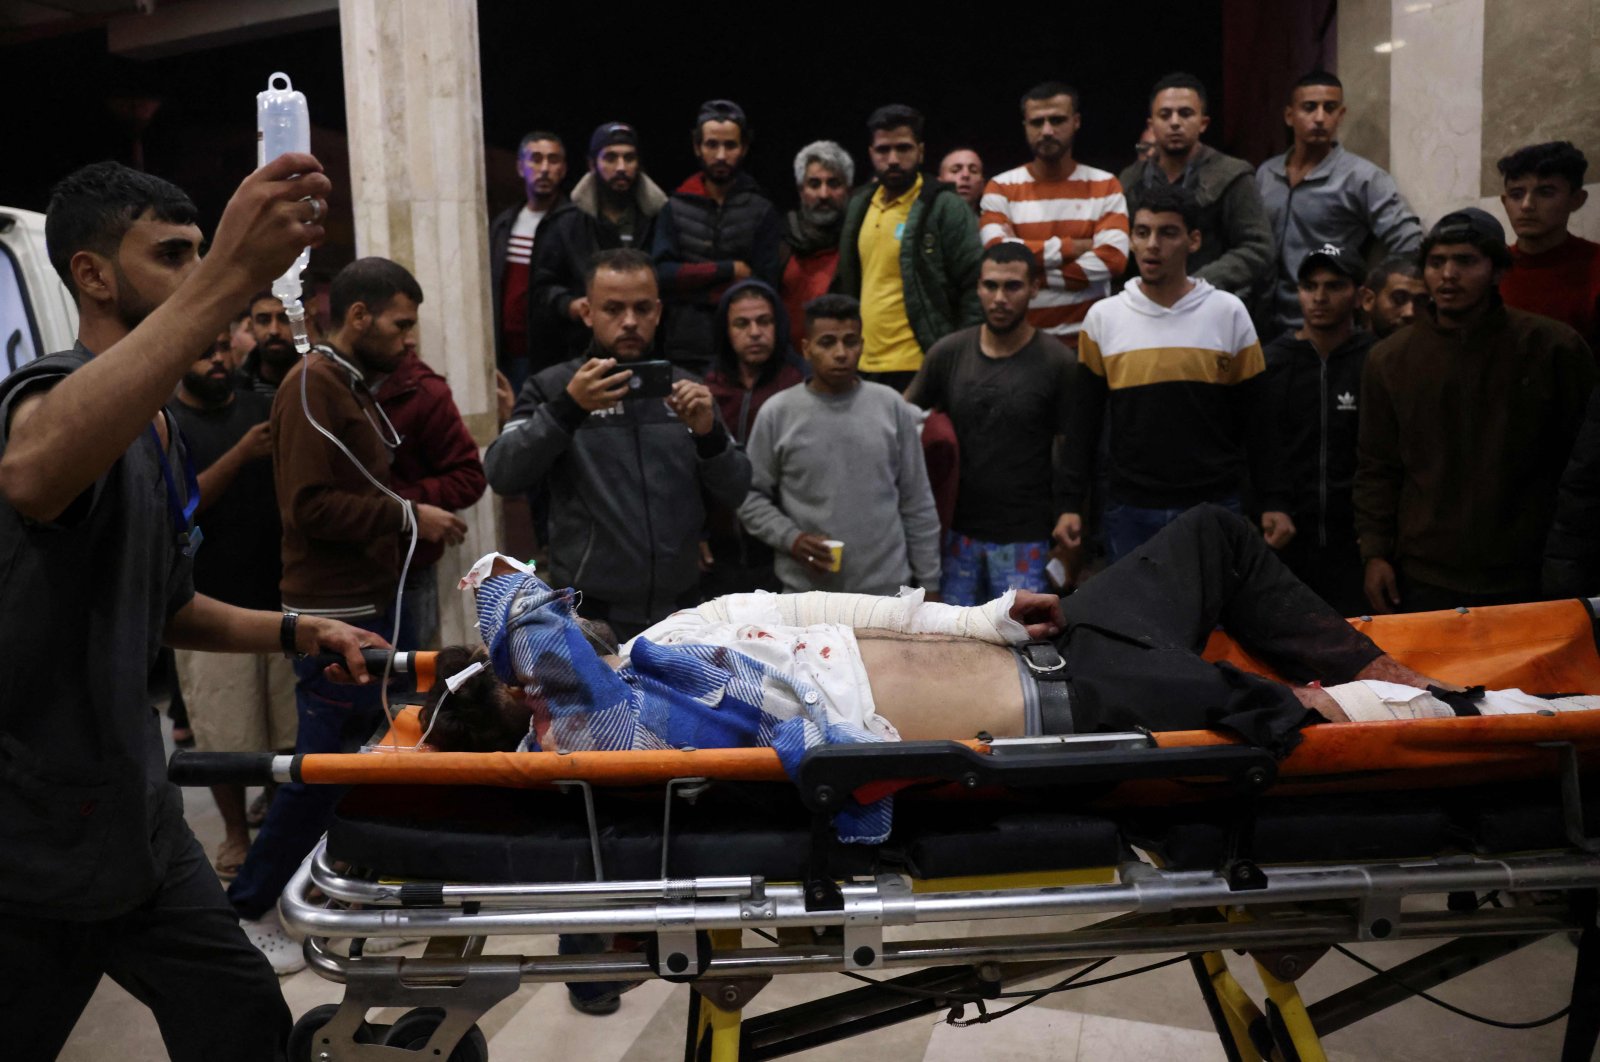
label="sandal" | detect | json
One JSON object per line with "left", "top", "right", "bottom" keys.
{"left": 246, "top": 783, "right": 277, "bottom": 828}
{"left": 213, "top": 837, "right": 249, "bottom": 881}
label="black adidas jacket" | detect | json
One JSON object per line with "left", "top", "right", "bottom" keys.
{"left": 1261, "top": 330, "right": 1374, "bottom": 546}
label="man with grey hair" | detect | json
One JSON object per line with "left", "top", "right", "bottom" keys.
{"left": 781, "top": 140, "right": 853, "bottom": 349}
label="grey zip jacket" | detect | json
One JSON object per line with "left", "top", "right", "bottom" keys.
{"left": 484, "top": 354, "right": 752, "bottom": 616}
{"left": 1256, "top": 143, "right": 1422, "bottom": 330}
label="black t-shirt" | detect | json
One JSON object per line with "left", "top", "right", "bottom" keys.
{"left": 0, "top": 347, "right": 196, "bottom": 919}
{"left": 168, "top": 391, "right": 282, "bottom": 609}
{"left": 908, "top": 327, "right": 1076, "bottom": 542}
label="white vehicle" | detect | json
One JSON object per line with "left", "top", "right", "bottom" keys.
{"left": 0, "top": 207, "right": 77, "bottom": 381}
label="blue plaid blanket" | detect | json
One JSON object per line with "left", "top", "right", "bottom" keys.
{"left": 474, "top": 570, "right": 893, "bottom": 843}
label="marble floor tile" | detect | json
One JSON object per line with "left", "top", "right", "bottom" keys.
{"left": 1075, "top": 1012, "right": 1230, "bottom": 1061}
{"left": 924, "top": 1004, "right": 1084, "bottom": 1061}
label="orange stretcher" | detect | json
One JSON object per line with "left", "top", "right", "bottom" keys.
{"left": 168, "top": 599, "right": 1600, "bottom": 1062}
{"left": 205, "top": 596, "right": 1600, "bottom": 797}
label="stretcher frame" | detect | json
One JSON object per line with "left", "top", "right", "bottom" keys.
{"left": 174, "top": 598, "right": 1600, "bottom": 1060}
{"left": 256, "top": 726, "right": 1600, "bottom": 1062}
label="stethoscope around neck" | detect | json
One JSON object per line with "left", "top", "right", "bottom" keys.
{"left": 311, "top": 344, "right": 404, "bottom": 451}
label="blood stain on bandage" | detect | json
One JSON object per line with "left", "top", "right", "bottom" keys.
{"left": 795, "top": 642, "right": 807, "bottom": 652}
{"left": 820, "top": 647, "right": 832, "bottom": 659}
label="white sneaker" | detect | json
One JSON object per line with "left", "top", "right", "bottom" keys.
{"left": 241, "top": 910, "right": 307, "bottom": 975}
{"left": 346, "top": 934, "right": 422, "bottom": 955}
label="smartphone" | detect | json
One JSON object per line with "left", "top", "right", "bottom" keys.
{"left": 624, "top": 359, "right": 674, "bottom": 400}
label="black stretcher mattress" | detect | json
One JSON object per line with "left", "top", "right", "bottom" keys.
{"left": 324, "top": 775, "right": 1600, "bottom": 885}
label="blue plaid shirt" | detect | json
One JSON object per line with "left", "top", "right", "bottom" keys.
{"left": 476, "top": 571, "right": 894, "bottom": 842}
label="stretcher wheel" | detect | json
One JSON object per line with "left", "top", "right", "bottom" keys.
{"left": 382, "top": 1007, "right": 489, "bottom": 1061}
{"left": 287, "top": 1003, "right": 377, "bottom": 1060}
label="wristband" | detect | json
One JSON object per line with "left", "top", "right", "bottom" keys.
{"left": 281, "top": 611, "right": 304, "bottom": 659}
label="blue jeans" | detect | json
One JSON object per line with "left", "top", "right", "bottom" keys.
{"left": 229, "top": 611, "right": 394, "bottom": 920}
{"left": 940, "top": 533, "right": 1052, "bottom": 606}
{"left": 1103, "top": 497, "right": 1241, "bottom": 563}
{"left": 397, "top": 564, "right": 439, "bottom": 652}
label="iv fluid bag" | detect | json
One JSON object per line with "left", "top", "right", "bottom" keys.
{"left": 257, "top": 71, "right": 309, "bottom": 164}
{"left": 257, "top": 72, "right": 311, "bottom": 307}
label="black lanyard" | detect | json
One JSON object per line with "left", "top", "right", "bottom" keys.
{"left": 145, "top": 421, "right": 202, "bottom": 557}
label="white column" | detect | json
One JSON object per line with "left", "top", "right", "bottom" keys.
{"left": 1382, "top": 0, "right": 1600, "bottom": 239}
{"left": 1386, "top": 0, "right": 1486, "bottom": 230}
{"left": 339, "top": 0, "right": 499, "bottom": 647}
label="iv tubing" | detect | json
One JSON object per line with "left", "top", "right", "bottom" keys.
{"left": 297, "top": 349, "right": 418, "bottom": 737}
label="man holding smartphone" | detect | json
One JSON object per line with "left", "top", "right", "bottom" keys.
{"left": 485, "top": 248, "right": 752, "bottom": 643}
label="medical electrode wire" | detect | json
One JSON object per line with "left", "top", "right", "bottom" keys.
{"left": 415, "top": 689, "right": 448, "bottom": 750}
{"left": 1332, "top": 943, "right": 1572, "bottom": 1030}
{"left": 298, "top": 348, "right": 417, "bottom": 744}
{"left": 749, "top": 926, "right": 1183, "bottom": 1017}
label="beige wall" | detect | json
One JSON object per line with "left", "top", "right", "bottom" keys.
{"left": 339, "top": 0, "right": 499, "bottom": 647}
{"left": 1336, "top": 0, "right": 1392, "bottom": 171}
{"left": 1481, "top": 0, "right": 1600, "bottom": 197}
{"left": 1339, "top": 0, "right": 1600, "bottom": 239}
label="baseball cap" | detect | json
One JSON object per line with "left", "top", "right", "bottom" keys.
{"left": 1426, "top": 206, "right": 1507, "bottom": 248}
{"left": 1297, "top": 242, "right": 1364, "bottom": 283}
{"left": 588, "top": 121, "right": 638, "bottom": 159}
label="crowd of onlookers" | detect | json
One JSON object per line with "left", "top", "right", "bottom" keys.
{"left": 156, "top": 69, "right": 1600, "bottom": 981}
{"left": 1, "top": 46, "right": 1599, "bottom": 1057}
{"left": 8, "top": 67, "right": 1598, "bottom": 1005}
{"left": 483, "top": 72, "right": 1599, "bottom": 627}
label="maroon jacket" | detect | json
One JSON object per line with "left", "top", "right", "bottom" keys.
{"left": 373, "top": 354, "right": 487, "bottom": 569}
{"left": 704, "top": 363, "right": 804, "bottom": 445}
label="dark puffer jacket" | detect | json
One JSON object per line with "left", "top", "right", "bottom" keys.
{"left": 482, "top": 350, "right": 752, "bottom": 622}
{"left": 651, "top": 171, "right": 783, "bottom": 374}
{"left": 529, "top": 171, "right": 669, "bottom": 368}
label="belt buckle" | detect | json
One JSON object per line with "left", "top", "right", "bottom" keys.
{"left": 1020, "top": 641, "right": 1065, "bottom": 677}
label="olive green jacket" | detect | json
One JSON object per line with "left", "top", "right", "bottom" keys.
{"left": 834, "top": 176, "right": 983, "bottom": 355}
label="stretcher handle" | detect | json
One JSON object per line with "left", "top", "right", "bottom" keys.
{"left": 304, "top": 649, "right": 437, "bottom": 690}
{"left": 169, "top": 750, "right": 281, "bottom": 787}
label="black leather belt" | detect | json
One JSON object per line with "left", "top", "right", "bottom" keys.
{"left": 1017, "top": 640, "right": 1074, "bottom": 735}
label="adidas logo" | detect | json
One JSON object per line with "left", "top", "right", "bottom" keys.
{"left": 1336, "top": 391, "right": 1357, "bottom": 411}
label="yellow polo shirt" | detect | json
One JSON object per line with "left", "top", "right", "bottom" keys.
{"left": 857, "top": 175, "right": 923, "bottom": 374}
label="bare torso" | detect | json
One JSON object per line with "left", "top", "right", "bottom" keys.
{"left": 856, "top": 633, "right": 1027, "bottom": 740}
{"left": 854, "top": 633, "right": 1432, "bottom": 736}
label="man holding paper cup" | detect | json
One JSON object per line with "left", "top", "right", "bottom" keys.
{"left": 739, "top": 293, "right": 942, "bottom": 595}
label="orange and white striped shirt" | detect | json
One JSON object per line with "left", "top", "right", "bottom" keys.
{"left": 979, "top": 162, "right": 1129, "bottom": 343}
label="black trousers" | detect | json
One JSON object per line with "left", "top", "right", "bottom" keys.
{"left": 860, "top": 370, "right": 918, "bottom": 393}
{"left": 1279, "top": 525, "right": 1368, "bottom": 619}
{"left": 1058, "top": 504, "right": 1384, "bottom": 754}
{"left": 0, "top": 816, "right": 290, "bottom": 1062}
{"left": 1395, "top": 571, "right": 1541, "bottom": 613}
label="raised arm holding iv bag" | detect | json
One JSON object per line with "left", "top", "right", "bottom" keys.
{"left": 258, "top": 72, "right": 313, "bottom": 354}
{"left": 258, "top": 71, "right": 421, "bottom": 737}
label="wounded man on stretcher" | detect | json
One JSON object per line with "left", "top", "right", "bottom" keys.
{"left": 428, "top": 505, "right": 1595, "bottom": 762}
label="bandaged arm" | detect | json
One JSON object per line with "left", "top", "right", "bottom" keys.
{"left": 690, "top": 588, "right": 1031, "bottom": 645}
